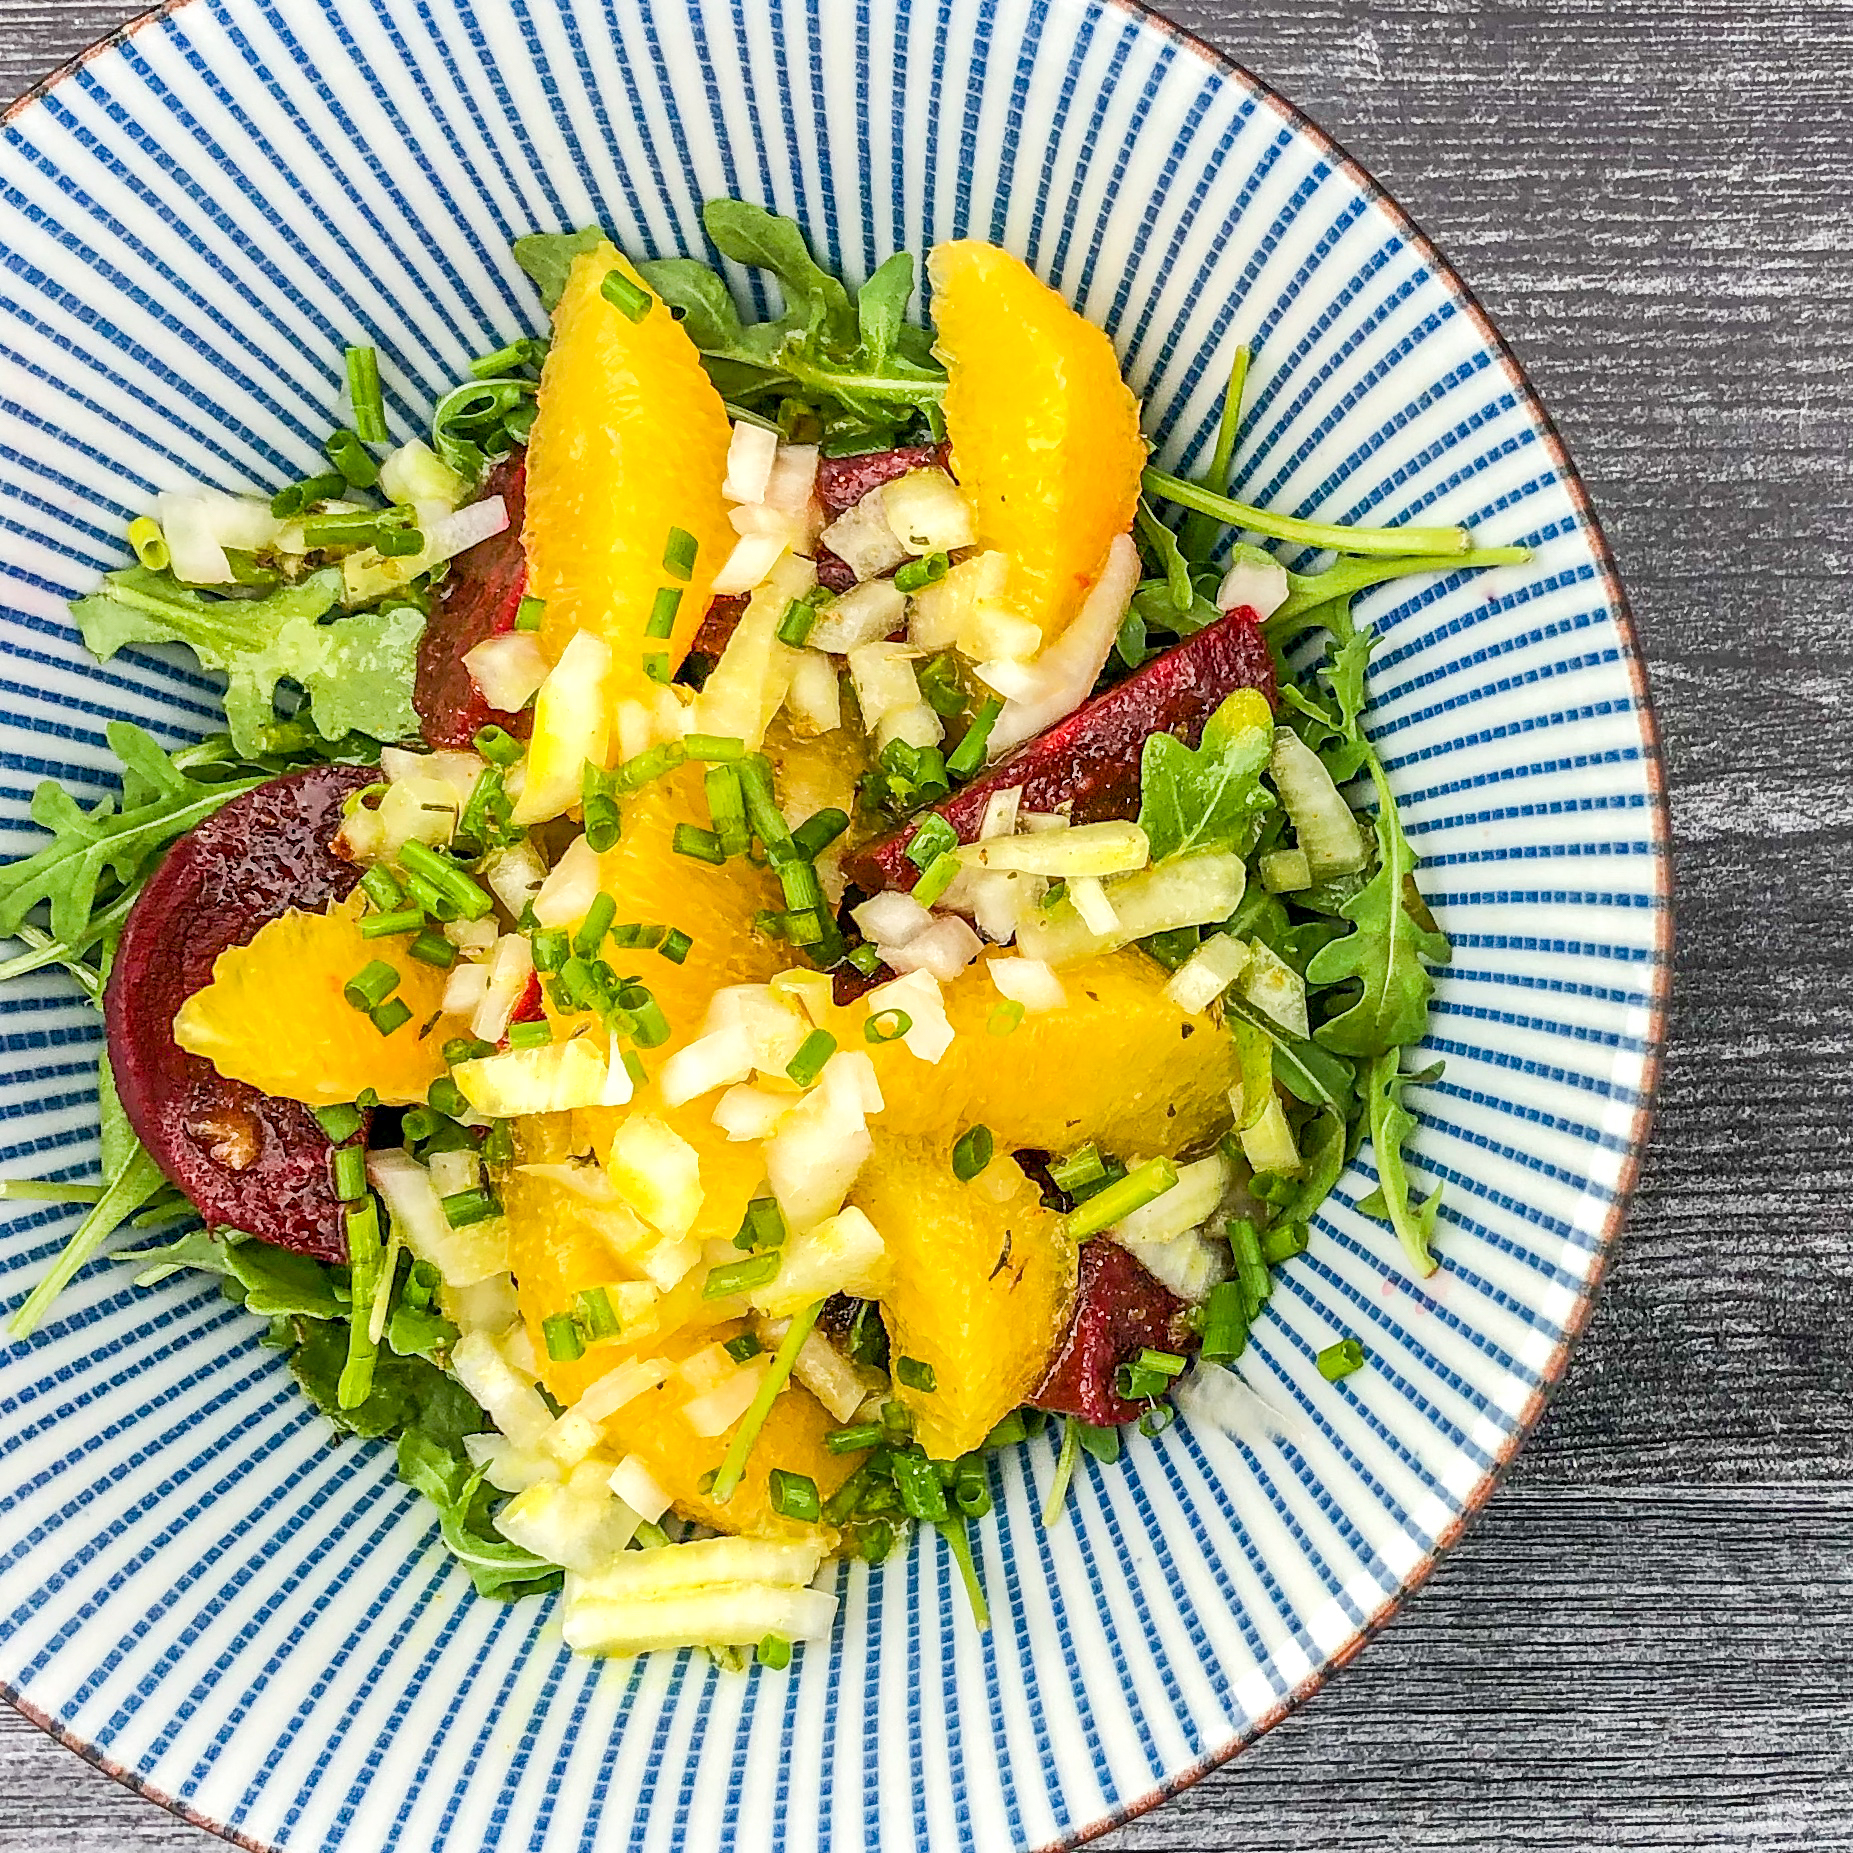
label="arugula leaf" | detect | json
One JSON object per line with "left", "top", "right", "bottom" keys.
{"left": 1222, "top": 994, "right": 1356, "bottom": 1115}
{"left": 1137, "top": 688, "right": 1276, "bottom": 863}
{"left": 1270, "top": 1105, "right": 1348, "bottom": 1229}
{"left": 118, "top": 1224, "right": 347, "bottom": 1319}
{"left": 1304, "top": 755, "right": 1451, "bottom": 1056}
{"left": 513, "top": 225, "right": 608, "bottom": 310}
{"left": 635, "top": 256, "right": 750, "bottom": 350}
{"left": 72, "top": 568, "right": 423, "bottom": 759}
{"left": 1356, "top": 1053, "right": 1445, "bottom": 1276}
{"left": 397, "top": 1430, "right": 562, "bottom": 1600}
{"left": 703, "top": 198, "right": 856, "bottom": 346}
{"left": 1133, "top": 499, "right": 1195, "bottom": 621}
{"left": 856, "top": 252, "right": 915, "bottom": 368}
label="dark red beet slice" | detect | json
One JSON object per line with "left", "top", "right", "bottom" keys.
{"left": 413, "top": 451, "right": 531, "bottom": 750}
{"left": 843, "top": 604, "right": 1277, "bottom": 894}
{"left": 815, "top": 442, "right": 950, "bottom": 518}
{"left": 1032, "top": 1240, "right": 1198, "bottom": 1426}
{"left": 105, "top": 765, "right": 376, "bottom": 1263}
{"left": 693, "top": 593, "right": 749, "bottom": 658}
{"left": 815, "top": 549, "right": 857, "bottom": 595}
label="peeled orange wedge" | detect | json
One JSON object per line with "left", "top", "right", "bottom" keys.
{"left": 523, "top": 243, "right": 736, "bottom": 702}
{"left": 930, "top": 241, "right": 1146, "bottom": 645}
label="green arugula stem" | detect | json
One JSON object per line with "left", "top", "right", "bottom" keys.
{"left": 0, "top": 1180, "right": 106, "bottom": 1205}
{"left": 1041, "top": 1416, "right": 1083, "bottom": 1529}
{"left": 776, "top": 353, "right": 947, "bottom": 401}
{"left": 1365, "top": 1048, "right": 1442, "bottom": 1278}
{"left": 1269, "top": 544, "right": 1533, "bottom": 634}
{"left": 9, "top": 1143, "right": 166, "bottom": 1338}
{"left": 1144, "top": 468, "right": 1475, "bottom": 560}
{"left": 1179, "top": 344, "right": 1251, "bottom": 562}
{"left": 709, "top": 1297, "right": 825, "bottom": 1504}
{"left": 940, "top": 1515, "right": 992, "bottom": 1630}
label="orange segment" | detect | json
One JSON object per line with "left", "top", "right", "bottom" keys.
{"left": 930, "top": 241, "right": 1146, "bottom": 644}
{"left": 172, "top": 897, "right": 457, "bottom": 1108}
{"left": 853, "top": 1138, "right": 1074, "bottom": 1459}
{"left": 523, "top": 242, "right": 735, "bottom": 701}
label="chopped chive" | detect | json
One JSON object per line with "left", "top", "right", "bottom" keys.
{"left": 645, "top": 584, "right": 683, "bottom": 640}
{"left": 572, "top": 894, "right": 617, "bottom": 961}
{"left": 723, "top": 1332, "right": 764, "bottom": 1364}
{"left": 322, "top": 428, "right": 379, "bottom": 488}
{"left": 642, "top": 651, "right": 671, "bottom": 682}
{"left": 757, "top": 1632, "right": 792, "bottom": 1670}
{"left": 359, "top": 906, "right": 422, "bottom": 939}
{"left": 337, "top": 1198, "right": 382, "bottom": 1409}
{"left": 621, "top": 1047, "right": 648, "bottom": 1087}
{"left": 736, "top": 755, "right": 794, "bottom": 859}
{"left": 791, "top": 808, "right": 850, "bottom": 860}
{"left": 986, "top": 1411, "right": 1028, "bottom": 1449}
{"left": 375, "top": 526, "right": 425, "bottom": 559}
{"left": 483, "top": 1119, "right": 514, "bottom": 1167}
{"left": 473, "top": 724, "right": 523, "bottom": 766}
{"left": 988, "top": 1000, "right": 1025, "bottom": 1036}
{"left": 343, "top": 960, "right": 401, "bottom": 1011}
{"left": 704, "top": 1250, "right": 781, "bottom": 1300}
{"left": 398, "top": 840, "right": 496, "bottom": 921}
{"left": 880, "top": 1399, "right": 914, "bottom": 1441}
{"left": 442, "top": 1186, "right": 500, "bottom": 1227}
{"left": 443, "top": 1035, "right": 495, "bottom": 1065}
{"left": 600, "top": 266, "right": 652, "bottom": 320}
{"left": 1261, "top": 1222, "right": 1309, "bottom": 1265}
{"left": 864, "top": 1008, "right": 912, "bottom": 1044}
{"left": 583, "top": 795, "right": 622, "bottom": 854}
{"left": 1317, "top": 1337, "right": 1366, "bottom": 1381}
{"left": 616, "top": 741, "right": 689, "bottom": 791}
{"left": 470, "top": 336, "right": 545, "bottom": 377}
{"left": 951, "top": 1125, "right": 994, "bottom": 1183}
{"left": 358, "top": 865, "right": 406, "bottom": 914}
{"left": 127, "top": 514, "right": 169, "bottom": 572}
{"left": 530, "top": 926, "right": 570, "bottom": 974}
{"left": 779, "top": 907, "right": 826, "bottom": 946}
{"left": 369, "top": 997, "right": 413, "bottom": 1035}
{"left": 704, "top": 762, "right": 750, "bottom": 858}
{"left": 845, "top": 943, "right": 883, "bottom": 977}
{"left": 767, "top": 1468, "right": 821, "bottom": 1522}
{"left": 301, "top": 511, "right": 380, "bottom": 550}
{"left": 785, "top": 1028, "right": 837, "bottom": 1088}
{"left": 891, "top": 1451, "right": 950, "bottom": 1524}
{"left": 1114, "top": 1363, "right": 1169, "bottom": 1398}
{"left": 1229, "top": 1217, "right": 1271, "bottom": 1319}
{"left": 743, "top": 1196, "right": 786, "bottom": 1250}
{"left": 331, "top": 1143, "right": 368, "bottom": 1201}
{"left": 315, "top": 1102, "right": 364, "bottom": 1142}
{"left": 672, "top": 823, "right": 727, "bottom": 864}
{"left": 427, "top": 1077, "right": 470, "bottom": 1119}
{"left": 776, "top": 598, "right": 817, "bottom": 647}
{"left": 1139, "top": 1403, "right": 1176, "bottom": 1438}
{"left": 911, "top": 850, "right": 961, "bottom": 908}
{"left": 682, "top": 733, "right": 745, "bottom": 762}
{"left": 575, "top": 1286, "right": 620, "bottom": 1342}
{"left": 893, "top": 549, "right": 950, "bottom": 593}
{"left": 777, "top": 857, "right": 825, "bottom": 913}
{"left": 946, "top": 698, "right": 1003, "bottom": 779}
{"left": 954, "top": 1464, "right": 992, "bottom": 1519}
{"left": 621, "top": 990, "right": 671, "bottom": 1048}
{"left": 916, "top": 653, "right": 966, "bottom": 717}
{"left": 663, "top": 526, "right": 698, "bottom": 580}
{"left": 409, "top": 930, "right": 458, "bottom": 968}
{"left": 515, "top": 594, "right": 546, "bottom": 633}
{"left": 904, "top": 812, "right": 959, "bottom": 872}
{"left": 506, "top": 1018, "right": 552, "bottom": 1050}
{"left": 543, "top": 1311, "right": 585, "bottom": 1362}
{"left": 345, "top": 344, "right": 388, "bottom": 443}
{"left": 895, "top": 1355, "right": 937, "bottom": 1393}
{"left": 1065, "top": 1157, "right": 1179, "bottom": 1240}
{"left": 1048, "top": 1143, "right": 1107, "bottom": 1194}
{"left": 825, "top": 1421, "right": 884, "bottom": 1454}
{"left": 1136, "top": 1348, "right": 1187, "bottom": 1378}
{"left": 268, "top": 470, "right": 347, "bottom": 518}
{"left": 659, "top": 927, "right": 693, "bottom": 964}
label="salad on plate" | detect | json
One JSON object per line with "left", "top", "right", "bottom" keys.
{"left": 0, "top": 200, "right": 1523, "bottom": 1664}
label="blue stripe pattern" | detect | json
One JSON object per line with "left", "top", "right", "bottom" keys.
{"left": 0, "top": 0, "right": 1668, "bottom": 1846}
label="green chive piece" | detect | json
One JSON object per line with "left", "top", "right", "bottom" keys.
{"left": 893, "top": 550, "right": 950, "bottom": 594}
{"left": 1229, "top": 1217, "right": 1271, "bottom": 1319}
{"left": 768, "top": 1468, "right": 821, "bottom": 1522}
{"left": 127, "top": 514, "right": 170, "bottom": 572}
{"left": 985, "top": 1411, "right": 1028, "bottom": 1449}
{"left": 359, "top": 906, "right": 422, "bottom": 940}
{"left": 723, "top": 1332, "right": 764, "bottom": 1364}
{"left": 1065, "top": 1157, "right": 1179, "bottom": 1240}
{"left": 337, "top": 1198, "right": 382, "bottom": 1409}
{"left": 369, "top": 998, "right": 413, "bottom": 1035}
{"left": 358, "top": 865, "right": 405, "bottom": 913}
{"left": 916, "top": 653, "right": 966, "bottom": 717}
{"left": 645, "top": 584, "right": 683, "bottom": 640}
{"left": 268, "top": 470, "right": 347, "bottom": 519}
{"left": 543, "top": 1311, "right": 585, "bottom": 1362}
{"left": 895, "top": 1355, "right": 937, "bottom": 1393}
{"left": 846, "top": 943, "right": 884, "bottom": 977}
{"left": 757, "top": 1632, "right": 793, "bottom": 1670}
{"left": 331, "top": 1143, "right": 368, "bottom": 1201}
{"left": 506, "top": 1018, "right": 552, "bottom": 1050}
{"left": 1199, "top": 1283, "right": 1249, "bottom": 1364}
{"left": 912, "top": 851, "right": 961, "bottom": 908}
{"left": 705, "top": 762, "right": 750, "bottom": 858}
{"left": 601, "top": 266, "right": 652, "bottom": 320}
{"left": 515, "top": 594, "right": 546, "bottom": 633}
{"left": 786, "top": 1028, "right": 837, "bottom": 1088}
{"left": 988, "top": 1000, "right": 1025, "bottom": 1036}
{"left": 954, "top": 1465, "right": 992, "bottom": 1519}
{"left": 1116, "top": 1362, "right": 1171, "bottom": 1401}
{"left": 377, "top": 526, "right": 426, "bottom": 558}
{"left": 663, "top": 526, "right": 698, "bottom": 580}
{"left": 573, "top": 894, "right": 618, "bottom": 961}
{"left": 864, "top": 1008, "right": 912, "bottom": 1044}
{"left": 891, "top": 1451, "right": 950, "bottom": 1524}
{"left": 343, "top": 960, "right": 401, "bottom": 1012}
{"left": 443, "top": 1036, "right": 495, "bottom": 1065}
{"left": 825, "top": 1422, "right": 884, "bottom": 1454}
{"left": 616, "top": 741, "right": 689, "bottom": 790}
{"left": 673, "top": 823, "right": 727, "bottom": 864}
{"left": 345, "top": 344, "right": 388, "bottom": 444}
{"left": 583, "top": 794, "right": 622, "bottom": 854}
{"left": 301, "top": 511, "right": 380, "bottom": 551}
{"left": 1048, "top": 1143, "right": 1107, "bottom": 1195}
{"left": 777, "top": 857, "right": 825, "bottom": 913}
{"left": 473, "top": 723, "right": 523, "bottom": 766}
{"left": 1261, "top": 1222, "right": 1309, "bottom": 1265}
{"left": 442, "top": 1186, "right": 500, "bottom": 1228}
{"left": 905, "top": 812, "right": 959, "bottom": 872}
{"left": 1317, "top": 1337, "right": 1366, "bottom": 1381}
{"left": 704, "top": 1251, "right": 780, "bottom": 1300}
{"left": 620, "top": 987, "right": 672, "bottom": 1048}
{"left": 946, "top": 698, "right": 1003, "bottom": 779}
{"left": 659, "top": 927, "right": 693, "bottom": 964}
{"left": 427, "top": 1077, "right": 470, "bottom": 1119}
{"left": 322, "top": 428, "right": 379, "bottom": 488}
{"left": 1136, "top": 1348, "right": 1188, "bottom": 1378}
{"left": 469, "top": 336, "right": 545, "bottom": 378}
{"left": 315, "top": 1102, "right": 364, "bottom": 1143}
{"left": 736, "top": 755, "right": 794, "bottom": 858}
{"left": 398, "top": 840, "right": 496, "bottom": 921}
{"left": 530, "top": 926, "right": 570, "bottom": 974}
{"left": 483, "top": 1119, "right": 515, "bottom": 1167}
{"left": 776, "top": 598, "right": 817, "bottom": 647}
{"left": 951, "top": 1125, "right": 994, "bottom": 1182}
{"left": 709, "top": 1299, "right": 826, "bottom": 1505}
{"left": 779, "top": 907, "right": 826, "bottom": 946}
{"left": 576, "top": 1286, "right": 621, "bottom": 1342}
{"left": 409, "top": 930, "right": 457, "bottom": 969}
{"left": 743, "top": 1196, "right": 786, "bottom": 1250}
{"left": 682, "top": 733, "right": 745, "bottom": 762}
{"left": 642, "top": 650, "right": 671, "bottom": 683}
{"left": 791, "top": 808, "right": 850, "bottom": 860}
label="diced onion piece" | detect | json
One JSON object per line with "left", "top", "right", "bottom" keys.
{"left": 659, "top": 1023, "right": 758, "bottom": 1107}
{"left": 852, "top": 890, "right": 934, "bottom": 948}
{"left": 810, "top": 578, "right": 907, "bottom": 654}
{"left": 445, "top": 915, "right": 498, "bottom": 956}
{"left": 441, "top": 959, "right": 489, "bottom": 1018}
{"left": 1070, "top": 880, "right": 1121, "bottom": 943}
{"left": 694, "top": 553, "right": 812, "bottom": 750}
{"left": 958, "top": 819, "right": 1149, "bottom": 879}
{"left": 729, "top": 502, "right": 810, "bottom": 546}
{"left": 483, "top": 838, "right": 549, "bottom": 918}
{"left": 464, "top": 1432, "right": 559, "bottom": 1494}
{"left": 573, "top": 1535, "right": 824, "bottom": 1602}
{"left": 427, "top": 1146, "right": 479, "bottom": 1198}
{"left": 614, "top": 698, "right": 654, "bottom": 763}
{"left": 1165, "top": 933, "right": 1252, "bottom": 1015}
{"left": 455, "top": 1038, "right": 622, "bottom": 1117}
{"left": 965, "top": 868, "right": 1030, "bottom": 943}
{"left": 1240, "top": 1090, "right": 1302, "bottom": 1175}
{"left": 712, "top": 1082, "right": 795, "bottom": 1141}
{"left": 986, "top": 531, "right": 1140, "bottom": 754}
{"left": 1242, "top": 938, "right": 1310, "bottom": 1039}
{"left": 711, "top": 532, "right": 789, "bottom": 596}
{"left": 823, "top": 1048, "right": 884, "bottom": 1119}
{"left": 862, "top": 969, "right": 954, "bottom": 1063}
{"left": 882, "top": 468, "right": 976, "bottom": 555}
{"left": 368, "top": 1147, "right": 509, "bottom": 1286}
{"left": 341, "top": 494, "right": 509, "bottom": 606}
{"left": 819, "top": 489, "right": 908, "bottom": 581}
{"left": 379, "top": 745, "right": 483, "bottom": 798}
{"left": 959, "top": 600, "right": 1042, "bottom": 665}
{"left": 604, "top": 1114, "right": 704, "bottom": 1239}
{"left": 1176, "top": 1360, "right": 1315, "bottom": 1446}
{"left": 470, "top": 932, "right": 535, "bottom": 1044}
{"left": 531, "top": 834, "right": 602, "bottom": 929}
{"left": 723, "top": 421, "right": 780, "bottom": 504}
{"left": 609, "top": 1454, "right": 673, "bottom": 1524}
{"left": 847, "top": 642, "right": 941, "bottom": 752}
{"left": 452, "top": 1330, "right": 553, "bottom": 1448}
{"left": 152, "top": 491, "right": 238, "bottom": 584}
{"left": 1112, "top": 1152, "right": 1230, "bottom": 1246}
{"left": 987, "top": 956, "right": 1066, "bottom": 1013}
{"left": 380, "top": 436, "right": 472, "bottom": 511}
{"left": 1016, "top": 850, "right": 1246, "bottom": 968}
{"left": 541, "top": 1410, "right": 605, "bottom": 1468}
{"left": 682, "top": 1359, "right": 768, "bottom": 1437}
{"left": 908, "top": 551, "right": 1006, "bottom": 651}
{"left": 784, "top": 650, "right": 842, "bottom": 735}
{"left": 351, "top": 774, "right": 459, "bottom": 861}
{"left": 513, "top": 628, "right": 613, "bottom": 825}
{"left": 764, "top": 1100, "right": 873, "bottom": 1232}
{"left": 1269, "top": 728, "right": 1370, "bottom": 877}
{"left": 763, "top": 443, "right": 821, "bottom": 516}
{"left": 885, "top": 914, "right": 982, "bottom": 980}
{"left": 496, "top": 1465, "right": 641, "bottom": 1573}
{"left": 748, "top": 1205, "right": 887, "bottom": 1316}
{"left": 446, "top": 1271, "right": 519, "bottom": 1335}
{"left": 1113, "top": 1224, "right": 1230, "bottom": 1303}
{"left": 786, "top": 1327, "right": 877, "bottom": 1423}
{"left": 676, "top": 1341, "right": 737, "bottom": 1397}
{"left": 978, "top": 786, "right": 1023, "bottom": 840}
{"left": 1217, "top": 549, "right": 1291, "bottom": 619}
{"left": 576, "top": 1355, "right": 674, "bottom": 1424}
{"left": 703, "top": 984, "right": 810, "bottom": 1074}
{"left": 1260, "top": 847, "right": 1313, "bottom": 893}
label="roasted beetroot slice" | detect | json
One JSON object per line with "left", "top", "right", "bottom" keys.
{"left": 413, "top": 450, "right": 531, "bottom": 750}
{"left": 104, "top": 765, "right": 376, "bottom": 1263}
{"left": 1031, "top": 1239, "right": 1197, "bottom": 1426}
{"left": 844, "top": 604, "right": 1277, "bottom": 893}
{"left": 692, "top": 593, "right": 750, "bottom": 659}
{"left": 814, "top": 548, "right": 858, "bottom": 595}
{"left": 815, "top": 442, "right": 950, "bottom": 518}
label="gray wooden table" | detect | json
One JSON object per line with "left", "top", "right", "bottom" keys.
{"left": 2, "top": 0, "right": 1846, "bottom": 1845}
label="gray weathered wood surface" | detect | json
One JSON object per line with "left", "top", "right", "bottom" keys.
{"left": 2, "top": 0, "right": 1846, "bottom": 1845}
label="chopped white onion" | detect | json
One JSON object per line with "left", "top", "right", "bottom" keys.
{"left": 1175, "top": 1360, "right": 1316, "bottom": 1447}
{"left": 1017, "top": 850, "right": 1247, "bottom": 968}
{"left": 452, "top": 1330, "right": 553, "bottom": 1448}
{"left": 852, "top": 890, "right": 934, "bottom": 948}
{"left": 862, "top": 968, "right": 954, "bottom": 1064}
{"left": 427, "top": 1146, "right": 479, "bottom": 1198}
{"left": 1068, "top": 876, "right": 1119, "bottom": 936}
{"left": 882, "top": 468, "right": 977, "bottom": 555}
{"left": 810, "top": 578, "right": 907, "bottom": 654}
{"left": 1241, "top": 938, "right": 1311, "bottom": 1039}
{"left": 604, "top": 1114, "right": 704, "bottom": 1240}
{"left": 723, "top": 422, "right": 780, "bottom": 504}
{"left": 341, "top": 494, "right": 508, "bottom": 606}
{"left": 1113, "top": 1152, "right": 1230, "bottom": 1246}
{"left": 987, "top": 956, "right": 1066, "bottom": 1013}
{"left": 454, "top": 1038, "right": 625, "bottom": 1117}
{"left": 464, "top": 632, "right": 550, "bottom": 713}
{"left": 380, "top": 438, "right": 471, "bottom": 511}
{"left": 682, "top": 1359, "right": 768, "bottom": 1436}
{"left": 531, "top": 834, "right": 603, "bottom": 929}
{"left": 442, "top": 960, "right": 490, "bottom": 1016}
{"left": 513, "top": 627, "right": 614, "bottom": 825}
{"left": 576, "top": 1356, "right": 673, "bottom": 1424}
{"left": 712, "top": 1082, "right": 796, "bottom": 1141}
{"left": 711, "top": 531, "right": 789, "bottom": 596}
{"left": 483, "top": 838, "right": 549, "bottom": 918}
{"left": 978, "top": 786, "right": 1023, "bottom": 840}
{"left": 820, "top": 490, "right": 908, "bottom": 581}
{"left": 762, "top": 443, "right": 820, "bottom": 516}
{"left": 885, "top": 913, "right": 983, "bottom": 980}
{"left": 368, "top": 1146, "right": 510, "bottom": 1287}
{"left": 957, "top": 818, "right": 1149, "bottom": 879}
{"left": 608, "top": 1454, "right": 673, "bottom": 1524}
{"left": 1165, "top": 933, "right": 1252, "bottom": 1015}
{"left": 659, "top": 1023, "right": 758, "bottom": 1107}
{"left": 469, "top": 932, "right": 534, "bottom": 1044}
{"left": 1216, "top": 550, "right": 1291, "bottom": 619}
{"left": 784, "top": 650, "right": 842, "bottom": 735}
{"left": 1269, "top": 728, "right": 1370, "bottom": 878}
